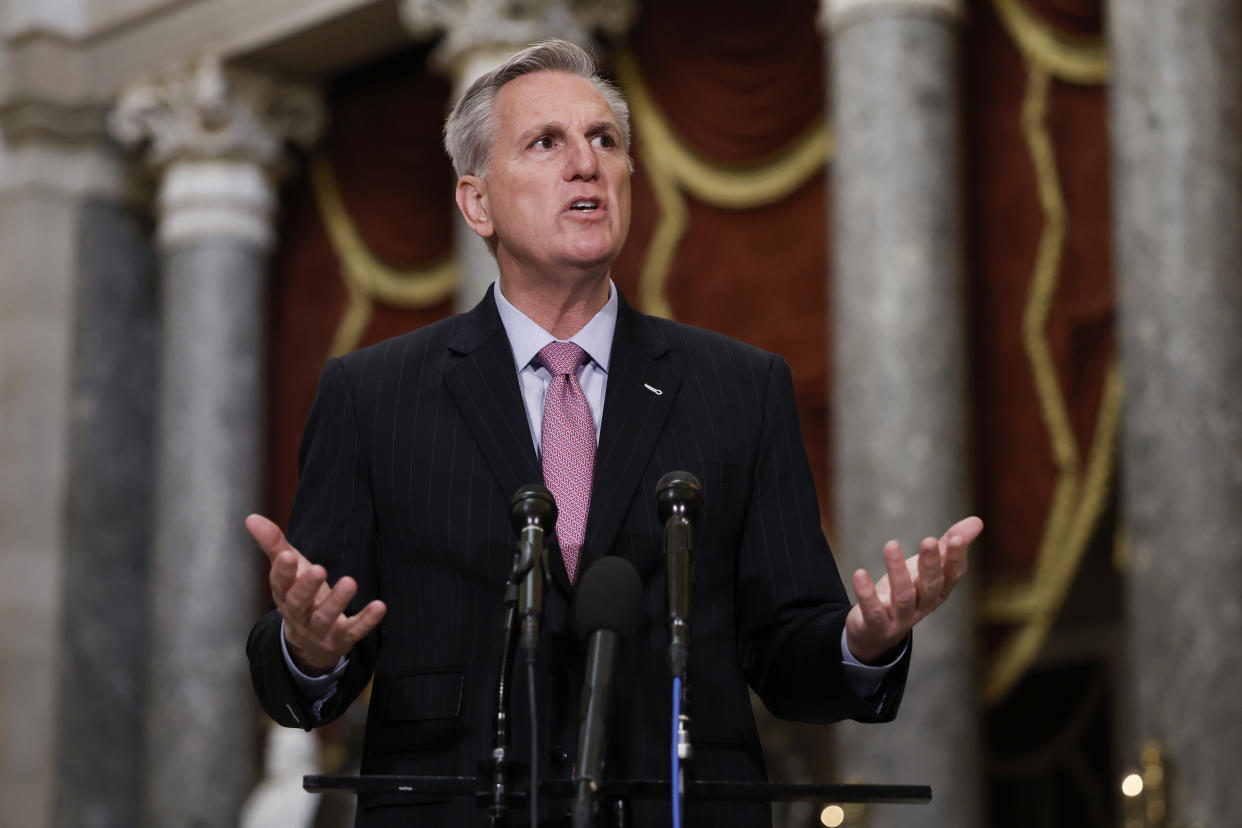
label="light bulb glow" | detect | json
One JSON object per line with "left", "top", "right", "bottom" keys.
{"left": 821, "top": 804, "right": 845, "bottom": 827}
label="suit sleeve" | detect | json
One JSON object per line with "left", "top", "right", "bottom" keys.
{"left": 247, "top": 357, "right": 381, "bottom": 729}
{"left": 735, "top": 355, "right": 909, "bottom": 724}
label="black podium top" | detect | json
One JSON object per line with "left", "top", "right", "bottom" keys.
{"left": 304, "top": 774, "right": 931, "bottom": 805}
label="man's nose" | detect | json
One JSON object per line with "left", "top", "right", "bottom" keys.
{"left": 565, "top": 137, "right": 599, "bottom": 180}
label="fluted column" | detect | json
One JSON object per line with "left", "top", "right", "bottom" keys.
{"left": 401, "top": 0, "right": 636, "bottom": 311}
{"left": 110, "top": 58, "right": 323, "bottom": 828}
{"left": 825, "top": 1, "right": 981, "bottom": 826}
{"left": 1109, "top": 2, "right": 1242, "bottom": 824}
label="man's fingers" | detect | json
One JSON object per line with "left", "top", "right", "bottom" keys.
{"left": 269, "top": 551, "right": 300, "bottom": 600}
{"left": 246, "top": 513, "right": 299, "bottom": 562}
{"left": 884, "top": 541, "right": 917, "bottom": 623}
{"left": 310, "top": 577, "right": 359, "bottom": 632}
{"left": 943, "top": 533, "right": 969, "bottom": 586}
{"left": 935, "top": 515, "right": 979, "bottom": 587}
{"left": 942, "top": 515, "right": 983, "bottom": 547}
{"left": 284, "top": 563, "right": 328, "bottom": 620}
{"left": 338, "top": 600, "right": 388, "bottom": 649}
{"left": 917, "top": 536, "right": 944, "bottom": 603}
{"left": 852, "top": 569, "right": 891, "bottom": 633}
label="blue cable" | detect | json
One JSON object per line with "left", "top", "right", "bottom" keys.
{"left": 672, "top": 676, "right": 682, "bottom": 828}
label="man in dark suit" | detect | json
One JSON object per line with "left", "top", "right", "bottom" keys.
{"left": 246, "top": 39, "right": 981, "bottom": 827}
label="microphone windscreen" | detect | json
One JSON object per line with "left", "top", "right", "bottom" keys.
{"left": 656, "top": 470, "right": 702, "bottom": 497}
{"left": 574, "top": 557, "right": 644, "bottom": 645}
{"left": 656, "top": 470, "right": 703, "bottom": 523}
{"left": 512, "top": 483, "right": 555, "bottom": 505}
{"left": 510, "top": 483, "right": 557, "bottom": 533}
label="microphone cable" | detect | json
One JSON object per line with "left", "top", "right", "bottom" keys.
{"left": 507, "top": 546, "right": 540, "bottom": 826}
{"left": 671, "top": 676, "right": 683, "bottom": 828}
{"left": 490, "top": 579, "right": 519, "bottom": 826}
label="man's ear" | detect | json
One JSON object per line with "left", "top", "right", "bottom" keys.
{"left": 455, "top": 175, "right": 494, "bottom": 239}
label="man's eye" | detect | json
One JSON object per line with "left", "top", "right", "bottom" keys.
{"left": 533, "top": 136, "right": 554, "bottom": 149}
{"left": 593, "top": 134, "right": 615, "bottom": 148}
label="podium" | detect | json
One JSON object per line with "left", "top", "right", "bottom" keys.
{"left": 304, "top": 772, "right": 931, "bottom": 824}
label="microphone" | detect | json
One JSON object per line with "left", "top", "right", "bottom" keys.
{"left": 510, "top": 484, "right": 557, "bottom": 660}
{"left": 571, "top": 557, "right": 644, "bottom": 828}
{"left": 656, "top": 471, "right": 703, "bottom": 679}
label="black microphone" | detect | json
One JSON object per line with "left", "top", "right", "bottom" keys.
{"left": 510, "top": 484, "right": 557, "bottom": 660}
{"left": 571, "top": 557, "right": 644, "bottom": 828}
{"left": 656, "top": 471, "right": 703, "bottom": 680}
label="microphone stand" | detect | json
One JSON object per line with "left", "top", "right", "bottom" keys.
{"left": 484, "top": 485, "right": 556, "bottom": 826}
{"left": 656, "top": 471, "right": 703, "bottom": 828}
{"left": 486, "top": 578, "right": 521, "bottom": 826}
{"left": 510, "top": 485, "right": 557, "bottom": 826}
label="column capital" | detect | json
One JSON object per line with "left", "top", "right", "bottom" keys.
{"left": 107, "top": 57, "right": 324, "bottom": 250}
{"left": 822, "top": 0, "right": 963, "bottom": 31}
{"left": 400, "top": 0, "right": 637, "bottom": 80}
{"left": 108, "top": 55, "right": 324, "bottom": 174}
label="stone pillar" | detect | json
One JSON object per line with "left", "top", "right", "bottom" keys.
{"left": 401, "top": 0, "right": 636, "bottom": 311}
{"left": 1109, "top": 2, "right": 1242, "bottom": 824}
{"left": 825, "top": 1, "right": 982, "bottom": 827}
{"left": 110, "top": 57, "right": 323, "bottom": 828}
{"left": 54, "top": 164, "right": 160, "bottom": 828}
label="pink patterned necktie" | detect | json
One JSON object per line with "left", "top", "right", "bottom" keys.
{"left": 537, "top": 341, "right": 595, "bottom": 584}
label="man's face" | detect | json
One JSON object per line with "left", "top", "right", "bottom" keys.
{"left": 467, "top": 70, "right": 632, "bottom": 278}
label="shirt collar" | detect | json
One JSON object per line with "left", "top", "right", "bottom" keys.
{"left": 494, "top": 279, "right": 617, "bottom": 373}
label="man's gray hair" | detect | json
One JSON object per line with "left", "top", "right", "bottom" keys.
{"left": 443, "top": 39, "right": 631, "bottom": 179}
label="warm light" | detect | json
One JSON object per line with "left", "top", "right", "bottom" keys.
{"left": 1121, "top": 773, "right": 1144, "bottom": 797}
{"left": 820, "top": 804, "right": 845, "bottom": 827}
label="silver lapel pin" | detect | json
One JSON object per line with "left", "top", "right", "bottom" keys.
{"left": 643, "top": 383, "right": 663, "bottom": 396}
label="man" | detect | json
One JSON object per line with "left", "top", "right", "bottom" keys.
{"left": 247, "top": 39, "right": 981, "bottom": 827}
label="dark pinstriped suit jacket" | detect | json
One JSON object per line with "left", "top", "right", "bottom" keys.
{"left": 248, "top": 287, "right": 910, "bottom": 827}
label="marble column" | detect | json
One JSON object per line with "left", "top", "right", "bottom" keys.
{"left": 110, "top": 57, "right": 323, "bottom": 828}
{"left": 1109, "top": 2, "right": 1242, "bottom": 824}
{"left": 825, "top": 1, "right": 982, "bottom": 827}
{"left": 401, "top": 0, "right": 636, "bottom": 311}
{"left": 54, "top": 181, "right": 160, "bottom": 828}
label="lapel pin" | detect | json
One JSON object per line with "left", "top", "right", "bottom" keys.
{"left": 643, "top": 383, "right": 663, "bottom": 396}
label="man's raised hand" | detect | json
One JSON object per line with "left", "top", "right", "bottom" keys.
{"left": 246, "top": 513, "right": 386, "bottom": 675}
{"left": 844, "top": 516, "right": 982, "bottom": 664}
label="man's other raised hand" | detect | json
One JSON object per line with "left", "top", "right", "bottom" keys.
{"left": 844, "top": 516, "right": 983, "bottom": 664}
{"left": 246, "top": 514, "right": 386, "bottom": 675}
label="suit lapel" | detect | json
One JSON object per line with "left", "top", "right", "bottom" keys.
{"left": 442, "top": 287, "right": 542, "bottom": 508}
{"left": 582, "top": 296, "right": 679, "bottom": 574}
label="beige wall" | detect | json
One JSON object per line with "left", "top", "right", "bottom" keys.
{"left": 0, "top": 148, "right": 78, "bottom": 828}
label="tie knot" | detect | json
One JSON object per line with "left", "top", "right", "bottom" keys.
{"left": 537, "top": 341, "right": 588, "bottom": 376}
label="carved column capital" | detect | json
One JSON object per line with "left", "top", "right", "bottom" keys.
{"left": 107, "top": 57, "right": 324, "bottom": 250}
{"left": 400, "top": 0, "right": 637, "bottom": 79}
{"left": 109, "top": 55, "right": 323, "bottom": 171}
